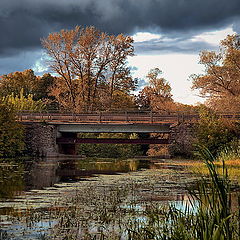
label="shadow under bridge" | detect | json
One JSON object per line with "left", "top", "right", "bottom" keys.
{"left": 55, "top": 123, "right": 171, "bottom": 154}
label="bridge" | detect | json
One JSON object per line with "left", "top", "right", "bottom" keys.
{"left": 18, "top": 111, "right": 240, "bottom": 124}
{"left": 19, "top": 111, "right": 240, "bottom": 156}
{"left": 18, "top": 111, "right": 195, "bottom": 124}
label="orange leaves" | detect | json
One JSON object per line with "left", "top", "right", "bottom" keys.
{"left": 191, "top": 34, "right": 240, "bottom": 112}
{"left": 41, "top": 26, "right": 135, "bottom": 112}
{"left": 137, "top": 68, "right": 174, "bottom": 113}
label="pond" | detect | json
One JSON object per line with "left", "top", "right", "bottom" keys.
{"left": 0, "top": 156, "right": 234, "bottom": 239}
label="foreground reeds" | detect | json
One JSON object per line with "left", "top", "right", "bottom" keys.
{"left": 123, "top": 148, "right": 240, "bottom": 240}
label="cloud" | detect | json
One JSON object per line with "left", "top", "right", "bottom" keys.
{"left": 0, "top": 50, "right": 45, "bottom": 75}
{"left": 133, "top": 35, "right": 217, "bottom": 55}
{"left": 0, "top": 0, "right": 240, "bottom": 75}
{"left": 1, "top": 1, "right": 240, "bottom": 49}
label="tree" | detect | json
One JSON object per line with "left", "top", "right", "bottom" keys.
{"left": 2, "top": 89, "right": 46, "bottom": 112}
{"left": 195, "top": 106, "right": 238, "bottom": 157}
{"left": 0, "top": 70, "right": 55, "bottom": 102}
{"left": 0, "top": 102, "right": 25, "bottom": 157}
{"left": 41, "top": 26, "right": 136, "bottom": 112}
{"left": 137, "top": 68, "right": 174, "bottom": 112}
{"left": 77, "top": 133, "right": 143, "bottom": 158}
{"left": 0, "top": 69, "right": 38, "bottom": 97}
{"left": 34, "top": 73, "right": 55, "bottom": 101}
{"left": 191, "top": 34, "right": 240, "bottom": 112}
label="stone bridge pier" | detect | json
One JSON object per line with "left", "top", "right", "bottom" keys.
{"left": 24, "top": 123, "right": 59, "bottom": 157}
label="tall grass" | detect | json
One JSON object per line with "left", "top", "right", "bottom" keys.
{"left": 186, "top": 148, "right": 238, "bottom": 240}
{"left": 123, "top": 147, "right": 240, "bottom": 240}
{"left": 217, "top": 141, "right": 240, "bottom": 162}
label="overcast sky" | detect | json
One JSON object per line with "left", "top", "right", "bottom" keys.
{"left": 0, "top": 0, "right": 240, "bottom": 104}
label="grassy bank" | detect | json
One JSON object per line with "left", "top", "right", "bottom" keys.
{"left": 187, "top": 146, "right": 240, "bottom": 184}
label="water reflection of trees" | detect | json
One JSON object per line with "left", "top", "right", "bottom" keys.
{"left": 0, "top": 159, "right": 24, "bottom": 199}
{"left": 77, "top": 159, "right": 140, "bottom": 172}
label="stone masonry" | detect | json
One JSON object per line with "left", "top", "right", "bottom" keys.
{"left": 169, "top": 122, "right": 196, "bottom": 157}
{"left": 23, "top": 123, "right": 58, "bottom": 157}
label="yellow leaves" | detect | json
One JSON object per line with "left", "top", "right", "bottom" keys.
{"left": 111, "top": 90, "right": 135, "bottom": 110}
{"left": 2, "top": 88, "right": 45, "bottom": 112}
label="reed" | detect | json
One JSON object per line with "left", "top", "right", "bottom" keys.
{"left": 123, "top": 147, "right": 240, "bottom": 240}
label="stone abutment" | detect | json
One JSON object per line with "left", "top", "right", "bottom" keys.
{"left": 23, "top": 123, "right": 58, "bottom": 157}
{"left": 169, "top": 122, "right": 196, "bottom": 157}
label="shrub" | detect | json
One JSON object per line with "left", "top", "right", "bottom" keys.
{"left": 195, "top": 107, "right": 238, "bottom": 157}
{"left": 0, "top": 102, "right": 25, "bottom": 157}
{"left": 2, "top": 88, "right": 46, "bottom": 112}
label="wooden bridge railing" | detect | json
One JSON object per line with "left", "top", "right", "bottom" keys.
{"left": 17, "top": 111, "right": 240, "bottom": 124}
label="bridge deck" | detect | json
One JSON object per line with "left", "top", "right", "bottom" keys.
{"left": 18, "top": 112, "right": 240, "bottom": 125}
{"left": 18, "top": 112, "right": 200, "bottom": 124}
{"left": 56, "top": 123, "right": 171, "bottom": 133}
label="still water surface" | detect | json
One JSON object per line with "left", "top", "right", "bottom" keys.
{"left": 0, "top": 157, "right": 198, "bottom": 239}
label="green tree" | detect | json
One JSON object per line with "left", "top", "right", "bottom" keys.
{"left": 34, "top": 73, "right": 56, "bottom": 101}
{"left": 0, "top": 102, "right": 25, "bottom": 157}
{"left": 195, "top": 106, "right": 238, "bottom": 157}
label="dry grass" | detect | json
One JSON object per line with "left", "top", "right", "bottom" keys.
{"left": 187, "top": 158, "right": 240, "bottom": 184}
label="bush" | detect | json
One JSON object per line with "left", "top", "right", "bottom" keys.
{"left": 77, "top": 133, "right": 143, "bottom": 158}
{"left": 0, "top": 102, "right": 25, "bottom": 157}
{"left": 2, "top": 88, "right": 46, "bottom": 112}
{"left": 195, "top": 107, "right": 238, "bottom": 157}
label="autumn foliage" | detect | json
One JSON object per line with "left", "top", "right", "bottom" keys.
{"left": 192, "top": 34, "right": 240, "bottom": 112}
{"left": 42, "top": 26, "right": 136, "bottom": 112}
{"left": 137, "top": 68, "right": 176, "bottom": 113}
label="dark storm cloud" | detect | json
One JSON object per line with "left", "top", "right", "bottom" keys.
{"left": 0, "top": 0, "right": 240, "bottom": 73}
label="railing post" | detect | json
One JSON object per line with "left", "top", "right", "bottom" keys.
{"left": 125, "top": 111, "right": 129, "bottom": 122}
{"left": 150, "top": 110, "right": 153, "bottom": 123}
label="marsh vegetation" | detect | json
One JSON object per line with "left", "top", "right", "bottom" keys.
{"left": 0, "top": 149, "right": 239, "bottom": 239}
